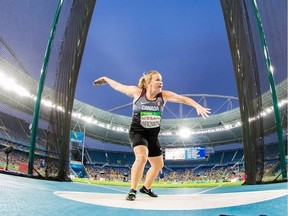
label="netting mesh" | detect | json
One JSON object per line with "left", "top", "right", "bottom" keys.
{"left": 221, "top": 0, "right": 287, "bottom": 184}
{"left": 0, "top": 0, "right": 96, "bottom": 180}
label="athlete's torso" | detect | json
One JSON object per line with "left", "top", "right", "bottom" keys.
{"left": 130, "top": 89, "right": 165, "bottom": 133}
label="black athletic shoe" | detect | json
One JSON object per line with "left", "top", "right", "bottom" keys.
{"left": 139, "top": 186, "right": 158, "bottom": 197}
{"left": 126, "top": 189, "right": 137, "bottom": 201}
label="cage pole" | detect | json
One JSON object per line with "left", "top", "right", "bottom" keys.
{"left": 81, "top": 123, "right": 86, "bottom": 177}
{"left": 251, "top": 0, "right": 287, "bottom": 179}
{"left": 28, "top": 0, "right": 64, "bottom": 175}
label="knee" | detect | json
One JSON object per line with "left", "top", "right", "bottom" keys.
{"left": 135, "top": 154, "right": 148, "bottom": 165}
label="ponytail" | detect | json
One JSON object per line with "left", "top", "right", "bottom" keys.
{"left": 138, "top": 70, "right": 160, "bottom": 89}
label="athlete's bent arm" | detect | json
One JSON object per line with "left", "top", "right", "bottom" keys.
{"left": 162, "top": 90, "right": 211, "bottom": 118}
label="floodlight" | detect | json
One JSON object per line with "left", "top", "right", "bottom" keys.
{"left": 178, "top": 127, "right": 191, "bottom": 139}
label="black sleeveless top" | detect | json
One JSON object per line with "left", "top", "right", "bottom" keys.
{"left": 130, "top": 89, "right": 165, "bottom": 133}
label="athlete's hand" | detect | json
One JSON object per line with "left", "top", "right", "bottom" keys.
{"left": 93, "top": 77, "right": 107, "bottom": 86}
{"left": 196, "top": 105, "right": 211, "bottom": 119}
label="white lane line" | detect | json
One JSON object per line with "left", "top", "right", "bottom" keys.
{"left": 196, "top": 184, "right": 222, "bottom": 195}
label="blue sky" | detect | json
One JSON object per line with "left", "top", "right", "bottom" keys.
{"left": 75, "top": 0, "right": 237, "bottom": 117}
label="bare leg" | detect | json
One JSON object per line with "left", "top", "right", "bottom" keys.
{"left": 144, "top": 155, "right": 164, "bottom": 189}
{"left": 130, "top": 145, "right": 148, "bottom": 190}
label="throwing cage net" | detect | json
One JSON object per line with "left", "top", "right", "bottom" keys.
{"left": 0, "top": 0, "right": 96, "bottom": 180}
{"left": 0, "top": 0, "right": 286, "bottom": 184}
{"left": 221, "top": 0, "right": 287, "bottom": 184}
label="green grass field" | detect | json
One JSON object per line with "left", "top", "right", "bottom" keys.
{"left": 72, "top": 178, "right": 244, "bottom": 188}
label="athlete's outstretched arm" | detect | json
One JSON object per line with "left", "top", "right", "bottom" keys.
{"left": 162, "top": 90, "right": 211, "bottom": 118}
{"left": 93, "top": 76, "right": 139, "bottom": 98}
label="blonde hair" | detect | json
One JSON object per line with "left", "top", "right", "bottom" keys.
{"left": 138, "top": 70, "right": 160, "bottom": 89}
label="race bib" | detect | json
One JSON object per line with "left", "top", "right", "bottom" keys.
{"left": 140, "top": 111, "right": 161, "bottom": 128}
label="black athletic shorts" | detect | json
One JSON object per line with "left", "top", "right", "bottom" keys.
{"left": 128, "top": 130, "right": 162, "bottom": 157}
